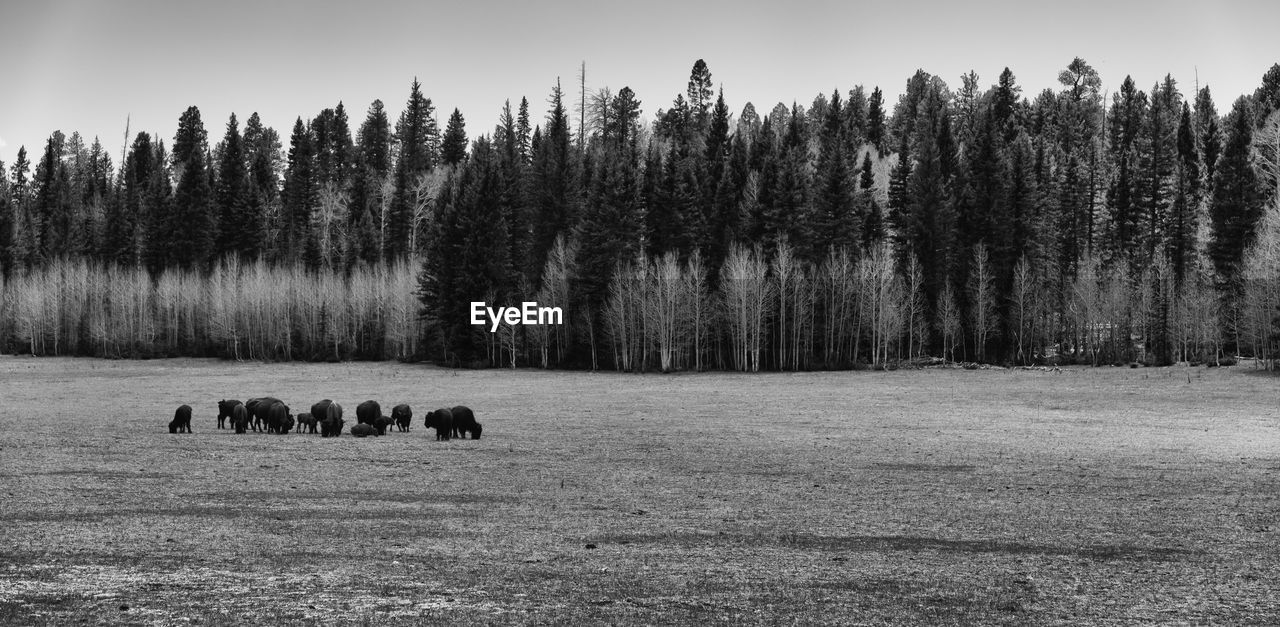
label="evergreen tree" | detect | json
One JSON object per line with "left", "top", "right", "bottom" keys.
{"left": 530, "top": 80, "right": 576, "bottom": 279}
{"left": 215, "top": 113, "right": 254, "bottom": 259}
{"left": 1194, "top": 86, "right": 1221, "bottom": 193}
{"left": 420, "top": 136, "right": 511, "bottom": 363}
{"left": 859, "top": 151, "right": 885, "bottom": 247}
{"left": 1208, "top": 97, "right": 1264, "bottom": 287}
{"left": 32, "top": 134, "right": 71, "bottom": 264}
{"left": 388, "top": 78, "right": 439, "bottom": 258}
{"left": 441, "top": 108, "right": 468, "bottom": 167}
{"left": 282, "top": 117, "right": 318, "bottom": 263}
{"left": 516, "top": 97, "right": 532, "bottom": 164}
{"left": 1167, "top": 102, "right": 1200, "bottom": 287}
{"left": 811, "top": 89, "right": 859, "bottom": 259}
{"left": 0, "top": 157, "right": 9, "bottom": 275}
{"left": 687, "top": 59, "right": 714, "bottom": 132}
{"left": 7, "top": 148, "right": 32, "bottom": 271}
{"left": 169, "top": 106, "right": 215, "bottom": 270}
{"left": 867, "top": 86, "right": 887, "bottom": 155}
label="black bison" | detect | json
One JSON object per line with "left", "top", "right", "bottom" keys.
{"left": 169, "top": 404, "right": 193, "bottom": 433}
{"left": 217, "top": 399, "right": 242, "bottom": 430}
{"left": 245, "top": 397, "right": 283, "bottom": 433}
{"left": 350, "top": 423, "right": 376, "bottom": 437}
{"left": 296, "top": 412, "right": 317, "bottom": 434}
{"left": 373, "top": 414, "right": 394, "bottom": 436}
{"left": 392, "top": 404, "right": 412, "bottom": 432}
{"left": 320, "top": 402, "right": 345, "bottom": 437}
{"left": 356, "top": 400, "right": 381, "bottom": 426}
{"left": 232, "top": 403, "right": 250, "bottom": 434}
{"left": 450, "top": 405, "right": 481, "bottom": 439}
{"left": 424, "top": 408, "right": 453, "bottom": 441}
{"left": 266, "top": 401, "right": 293, "bottom": 434}
{"left": 311, "top": 400, "right": 333, "bottom": 425}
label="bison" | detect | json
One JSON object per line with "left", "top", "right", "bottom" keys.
{"left": 169, "top": 404, "right": 193, "bottom": 433}
{"left": 450, "top": 405, "right": 481, "bottom": 439}
{"left": 311, "top": 400, "right": 334, "bottom": 425}
{"left": 266, "top": 401, "right": 292, "bottom": 434}
{"left": 392, "top": 404, "right": 412, "bottom": 432}
{"left": 245, "top": 397, "right": 283, "bottom": 433}
{"left": 217, "top": 399, "right": 242, "bottom": 430}
{"left": 232, "top": 403, "right": 250, "bottom": 434}
{"left": 350, "top": 423, "right": 376, "bottom": 437}
{"left": 373, "top": 414, "right": 394, "bottom": 436}
{"left": 296, "top": 412, "right": 318, "bottom": 434}
{"left": 320, "top": 402, "right": 345, "bottom": 437}
{"left": 356, "top": 400, "right": 381, "bottom": 426}
{"left": 424, "top": 408, "right": 453, "bottom": 441}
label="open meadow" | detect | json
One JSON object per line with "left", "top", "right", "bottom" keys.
{"left": 0, "top": 357, "right": 1277, "bottom": 624}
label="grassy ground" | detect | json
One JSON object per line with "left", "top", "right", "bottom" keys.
{"left": 0, "top": 356, "right": 1276, "bottom": 625}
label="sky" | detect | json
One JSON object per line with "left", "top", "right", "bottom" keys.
{"left": 1, "top": 0, "right": 1277, "bottom": 168}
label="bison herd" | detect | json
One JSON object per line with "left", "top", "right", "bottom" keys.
{"left": 192, "top": 397, "right": 482, "bottom": 440}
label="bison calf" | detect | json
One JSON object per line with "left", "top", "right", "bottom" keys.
{"left": 217, "top": 399, "right": 242, "bottom": 430}
{"left": 392, "top": 404, "right": 412, "bottom": 432}
{"left": 296, "top": 412, "right": 318, "bottom": 434}
{"left": 424, "top": 408, "right": 454, "bottom": 441}
{"left": 350, "top": 423, "right": 376, "bottom": 437}
{"left": 169, "top": 404, "right": 193, "bottom": 434}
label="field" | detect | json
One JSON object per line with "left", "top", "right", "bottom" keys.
{"left": 0, "top": 357, "right": 1277, "bottom": 625}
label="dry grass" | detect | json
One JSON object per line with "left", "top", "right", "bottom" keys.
{"left": 0, "top": 357, "right": 1277, "bottom": 624}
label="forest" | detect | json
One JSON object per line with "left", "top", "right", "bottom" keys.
{"left": 1, "top": 58, "right": 1279, "bottom": 371}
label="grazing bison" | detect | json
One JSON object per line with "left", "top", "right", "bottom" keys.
{"left": 320, "top": 402, "right": 345, "bottom": 437}
{"left": 266, "top": 401, "right": 292, "bottom": 434}
{"left": 350, "top": 423, "right": 376, "bottom": 438}
{"left": 356, "top": 400, "right": 381, "bottom": 426}
{"left": 245, "top": 397, "right": 283, "bottom": 433}
{"left": 392, "top": 404, "right": 412, "bottom": 432}
{"left": 373, "top": 414, "right": 394, "bottom": 436}
{"left": 424, "top": 408, "right": 453, "bottom": 441}
{"left": 232, "top": 403, "right": 250, "bottom": 434}
{"left": 169, "top": 404, "right": 193, "bottom": 433}
{"left": 217, "top": 399, "right": 242, "bottom": 430}
{"left": 296, "top": 412, "right": 318, "bottom": 434}
{"left": 450, "top": 405, "right": 481, "bottom": 439}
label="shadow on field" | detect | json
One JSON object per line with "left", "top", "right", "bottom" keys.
{"left": 588, "top": 532, "right": 1198, "bottom": 562}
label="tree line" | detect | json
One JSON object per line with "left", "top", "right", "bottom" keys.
{"left": 1, "top": 59, "right": 1279, "bottom": 369}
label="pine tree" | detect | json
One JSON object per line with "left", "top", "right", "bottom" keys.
{"left": 867, "top": 86, "right": 887, "bottom": 155}
{"left": 1208, "top": 97, "right": 1265, "bottom": 287}
{"left": 441, "top": 108, "right": 468, "bottom": 167}
{"left": 170, "top": 106, "right": 215, "bottom": 270}
{"left": 1194, "top": 87, "right": 1221, "bottom": 193}
{"left": 812, "top": 89, "right": 859, "bottom": 259}
{"left": 32, "top": 134, "right": 71, "bottom": 265}
{"left": 530, "top": 80, "right": 576, "bottom": 279}
{"left": 388, "top": 78, "right": 439, "bottom": 259}
{"left": 687, "top": 59, "right": 714, "bottom": 135}
{"left": 215, "top": 113, "right": 253, "bottom": 259}
{"left": 282, "top": 117, "right": 318, "bottom": 263}
{"left": 1167, "top": 102, "right": 1200, "bottom": 287}
{"left": 0, "top": 157, "right": 9, "bottom": 275}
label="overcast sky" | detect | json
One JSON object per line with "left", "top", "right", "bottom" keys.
{"left": 1, "top": 0, "right": 1277, "bottom": 168}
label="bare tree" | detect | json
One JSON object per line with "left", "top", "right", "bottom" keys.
{"left": 937, "top": 279, "right": 962, "bottom": 362}
{"left": 1009, "top": 255, "right": 1035, "bottom": 365}
{"left": 721, "top": 243, "right": 774, "bottom": 371}
{"left": 967, "top": 243, "right": 997, "bottom": 362}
